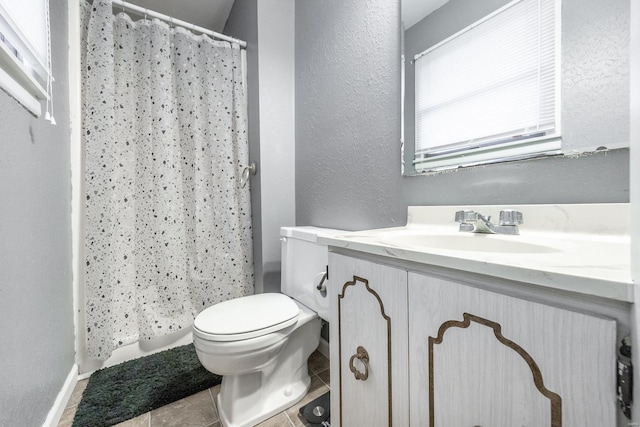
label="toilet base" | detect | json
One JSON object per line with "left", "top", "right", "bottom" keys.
{"left": 215, "top": 313, "right": 322, "bottom": 427}
{"left": 216, "top": 372, "right": 310, "bottom": 427}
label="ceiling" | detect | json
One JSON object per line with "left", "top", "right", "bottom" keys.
{"left": 402, "top": 0, "right": 450, "bottom": 29}
{"left": 124, "top": 0, "right": 235, "bottom": 33}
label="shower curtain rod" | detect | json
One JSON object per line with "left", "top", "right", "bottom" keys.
{"left": 110, "top": 0, "right": 247, "bottom": 48}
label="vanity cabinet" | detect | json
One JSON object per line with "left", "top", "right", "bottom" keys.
{"left": 329, "top": 252, "right": 618, "bottom": 427}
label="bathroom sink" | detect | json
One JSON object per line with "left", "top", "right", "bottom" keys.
{"left": 319, "top": 204, "right": 632, "bottom": 303}
{"left": 379, "top": 232, "right": 559, "bottom": 254}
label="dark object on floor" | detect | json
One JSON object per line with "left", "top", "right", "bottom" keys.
{"left": 299, "top": 391, "right": 330, "bottom": 426}
{"left": 72, "top": 343, "right": 222, "bottom": 427}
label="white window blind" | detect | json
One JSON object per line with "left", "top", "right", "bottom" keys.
{"left": 0, "top": 0, "right": 52, "bottom": 116}
{"left": 414, "top": 0, "right": 560, "bottom": 171}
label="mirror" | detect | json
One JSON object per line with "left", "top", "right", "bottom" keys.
{"left": 401, "top": 0, "right": 630, "bottom": 176}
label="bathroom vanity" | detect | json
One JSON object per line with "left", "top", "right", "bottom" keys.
{"left": 320, "top": 205, "right": 632, "bottom": 427}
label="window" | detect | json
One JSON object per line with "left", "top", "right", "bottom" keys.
{"left": 413, "top": 0, "right": 561, "bottom": 172}
{"left": 0, "top": 0, "right": 52, "bottom": 117}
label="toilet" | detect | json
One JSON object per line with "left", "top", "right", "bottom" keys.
{"left": 193, "top": 226, "right": 339, "bottom": 427}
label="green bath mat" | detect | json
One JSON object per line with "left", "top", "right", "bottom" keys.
{"left": 73, "top": 343, "right": 222, "bottom": 426}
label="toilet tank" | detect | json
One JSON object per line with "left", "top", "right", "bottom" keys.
{"left": 280, "top": 226, "right": 342, "bottom": 321}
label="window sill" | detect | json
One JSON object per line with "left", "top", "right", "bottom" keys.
{"left": 414, "top": 136, "right": 562, "bottom": 173}
{"left": 0, "top": 40, "right": 47, "bottom": 116}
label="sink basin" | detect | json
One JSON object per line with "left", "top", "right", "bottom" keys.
{"left": 380, "top": 233, "right": 559, "bottom": 254}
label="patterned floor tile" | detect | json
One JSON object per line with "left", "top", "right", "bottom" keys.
{"left": 150, "top": 389, "right": 217, "bottom": 427}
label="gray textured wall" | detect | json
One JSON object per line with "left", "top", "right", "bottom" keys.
{"left": 295, "top": 0, "right": 407, "bottom": 230}
{"left": 295, "top": 0, "right": 629, "bottom": 231}
{"left": 0, "top": 0, "right": 75, "bottom": 424}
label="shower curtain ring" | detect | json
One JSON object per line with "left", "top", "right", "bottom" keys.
{"left": 240, "top": 162, "right": 257, "bottom": 189}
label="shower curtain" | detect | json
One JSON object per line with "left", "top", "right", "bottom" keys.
{"left": 81, "top": 0, "right": 253, "bottom": 361}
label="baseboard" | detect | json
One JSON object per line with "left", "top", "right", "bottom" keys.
{"left": 317, "top": 336, "right": 330, "bottom": 359}
{"left": 78, "top": 371, "right": 92, "bottom": 381}
{"left": 42, "top": 364, "right": 78, "bottom": 427}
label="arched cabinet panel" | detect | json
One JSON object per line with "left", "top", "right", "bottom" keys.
{"left": 409, "top": 273, "right": 616, "bottom": 427}
{"left": 338, "top": 276, "right": 392, "bottom": 426}
{"left": 329, "top": 254, "right": 408, "bottom": 427}
{"left": 429, "top": 313, "right": 561, "bottom": 426}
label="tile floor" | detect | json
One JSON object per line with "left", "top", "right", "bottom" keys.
{"left": 57, "top": 351, "right": 330, "bottom": 427}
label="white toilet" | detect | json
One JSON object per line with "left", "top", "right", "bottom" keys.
{"left": 193, "top": 226, "right": 339, "bottom": 427}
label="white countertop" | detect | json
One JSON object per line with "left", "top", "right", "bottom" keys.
{"left": 318, "top": 204, "right": 634, "bottom": 302}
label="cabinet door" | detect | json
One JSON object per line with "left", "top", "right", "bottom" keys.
{"left": 329, "top": 253, "right": 408, "bottom": 427}
{"left": 408, "top": 272, "right": 617, "bottom": 427}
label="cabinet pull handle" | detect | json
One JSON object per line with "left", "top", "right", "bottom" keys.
{"left": 349, "top": 346, "right": 370, "bottom": 381}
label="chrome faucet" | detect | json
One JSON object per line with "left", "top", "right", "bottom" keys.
{"left": 455, "top": 209, "right": 523, "bottom": 235}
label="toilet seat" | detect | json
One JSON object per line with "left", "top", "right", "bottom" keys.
{"left": 193, "top": 293, "right": 300, "bottom": 341}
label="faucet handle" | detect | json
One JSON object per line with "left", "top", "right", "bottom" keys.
{"left": 455, "top": 210, "right": 478, "bottom": 223}
{"left": 499, "top": 210, "right": 523, "bottom": 226}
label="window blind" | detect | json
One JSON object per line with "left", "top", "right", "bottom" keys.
{"left": 0, "top": 0, "right": 50, "bottom": 78}
{"left": 414, "top": 0, "right": 560, "bottom": 169}
{"left": 0, "top": 0, "right": 51, "bottom": 116}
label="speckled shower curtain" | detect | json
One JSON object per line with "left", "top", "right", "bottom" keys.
{"left": 81, "top": 0, "right": 253, "bottom": 361}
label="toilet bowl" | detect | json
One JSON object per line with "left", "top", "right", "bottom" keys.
{"left": 193, "top": 226, "right": 340, "bottom": 427}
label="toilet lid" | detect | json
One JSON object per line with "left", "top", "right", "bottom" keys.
{"left": 193, "top": 293, "right": 300, "bottom": 341}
